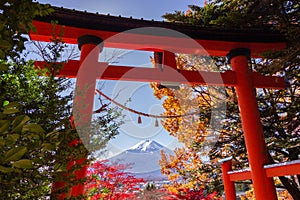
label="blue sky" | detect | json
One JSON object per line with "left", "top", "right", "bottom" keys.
{"left": 37, "top": 0, "right": 204, "bottom": 20}
{"left": 35, "top": 0, "right": 205, "bottom": 159}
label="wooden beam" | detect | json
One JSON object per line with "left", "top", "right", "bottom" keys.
{"left": 34, "top": 61, "right": 287, "bottom": 89}
{"left": 227, "top": 160, "right": 300, "bottom": 182}
{"left": 228, "top": 169, "right": 252, "bottom": 181}
{"left": 30, "top": 21, "right": 286, "bottom": 57}
{"left": 264, "top": 160, "right": 300, "bottom": 178}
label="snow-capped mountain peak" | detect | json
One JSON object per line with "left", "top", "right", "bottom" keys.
{"left": 109, "top": 139, "right": 174, "bottom": 179}
{"left": 128, "top": 140, "right": 164, "bottom": 153}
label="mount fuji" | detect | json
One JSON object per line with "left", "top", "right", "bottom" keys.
{"left": 128, "top": 139, "right": 165, "bottom": 153}
{"left": 109, "top": 140, "right": 173, "bottom": 181}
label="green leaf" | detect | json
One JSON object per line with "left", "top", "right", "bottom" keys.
{"left": 12, "top": 159, "right": 33, "bottom": 169}
{"left": 42, "top": 143, "right": 55, "bottom": 152}
{"left": 0, "top": 165, "right": 14, "bottom": 173}
{"left": 0, "top": 137, "right": 5, "bottom": 147}
{"left": 3, "top": 108, "right": 19, "bottom": 114}
{"left": 4, "top": 146, "right": 27, "bottom": 162}
{"left": 0, "top": 64, "right": 8, "bottom": 71}
{"left": 0, "top": 120, "right": 10, "bottom": 134}
{"left": 2, "top": 100, "right": 9, "bottom": 106}
{"left": 3, "top": 102, "right": 19, "bottom": 109}
{"left": 0, "top": 49, "right": 5, "bottom": 59}
{"left": 0, "top": 113, "right": 7, "bottom": 120}
{"left": 22, "top": 123, "right": 45, "bottom": 134}
{"left": 54, "top": 163, "right": 66, "bottom": 172}
{"left": 102, "top": 187, "right": 111, "bottom": 194}
{"left": 6, "top": 134, "right": 20, "bottom": 144}
{"left": 46, "top": 130, "right": 60, "bottom": 139}
{"left": 12, "top": 115, "right": 30, "bottom": 132}
{"left": 0, "top": 40, "right": 12, "bottom": 49}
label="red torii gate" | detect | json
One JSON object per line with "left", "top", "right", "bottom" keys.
{"left": 30, "top": 6, "right": 300, "bottom": 200}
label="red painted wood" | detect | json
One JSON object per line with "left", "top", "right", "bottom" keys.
{"left": 226, "top": 160, "right": 300, "bottom": 182}
{"left": 30, "top": 21, "right": 286, "bottom": 57}
{"left": 265, "top": 160, "right": 300, "bottom": 178}
{"left": 162, "top": 50, "right": 177, "bottom": 70}
{"left": 70, "top": 41, "right": 102, "bottom": 197}
{"left": 228, "top": 169, "right": 252, "bottom": 181}
{"left": 222, "top": 161, "right": 237, "bottom": 200}
{"left": 34, "top": 60, "right": 286, "bottom": 88}
{"left": 231, "top": 55, "right": 277, "bottom": 200}
{"left": 252, "top": 72, "right": 287, "bottom": 89}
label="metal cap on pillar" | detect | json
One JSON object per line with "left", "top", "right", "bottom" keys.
{"left": 226, "top": 48, "right": 251, "bottom": 64}
{"left": 77, "top": 35, "right": 104, "bottom": 51}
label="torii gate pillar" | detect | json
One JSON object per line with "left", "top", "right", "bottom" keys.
{"left": 71, "top": 35, "right": 103, "bottom": 197}
{"left": 227, "top": 48, "right": 277, "bottom": 200}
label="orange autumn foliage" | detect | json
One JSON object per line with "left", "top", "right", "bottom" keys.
{"left": 151, "top": 54, "right": 227, "bottom": 195}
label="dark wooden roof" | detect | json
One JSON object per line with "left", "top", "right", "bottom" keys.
{"left": 31, "top": 6, "right": 286, "bottom": 56}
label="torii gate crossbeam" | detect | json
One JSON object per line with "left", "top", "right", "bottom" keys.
{"left": 34, "top": 60, "right": 286, "bottom": 89}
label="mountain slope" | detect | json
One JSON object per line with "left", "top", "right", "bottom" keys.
{"left": 109, "top": 140, "right": 173, "bottom": 180}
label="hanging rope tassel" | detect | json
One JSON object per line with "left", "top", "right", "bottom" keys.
{"left": 138, "top": 115, "right": 142, "bottom": 124}
{"left": 155, "top": 118, "right": 159, "bottom": 127}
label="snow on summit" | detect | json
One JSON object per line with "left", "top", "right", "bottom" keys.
{"left": 109, "top": 139, "right": 173, "bottom": 178}
{"left": 128, "top": 140, "right": 164, "bottom": 153}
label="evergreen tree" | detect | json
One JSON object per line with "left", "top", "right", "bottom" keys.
{"left": 0, "top": 0, "right": 53, "bottom": 60}
{"left": 0, "top": 1, "right": 123, "bottom": 198}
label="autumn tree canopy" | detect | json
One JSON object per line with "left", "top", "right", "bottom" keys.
{"left": 156, "top": 0, "right": 299, "bottom": 198}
